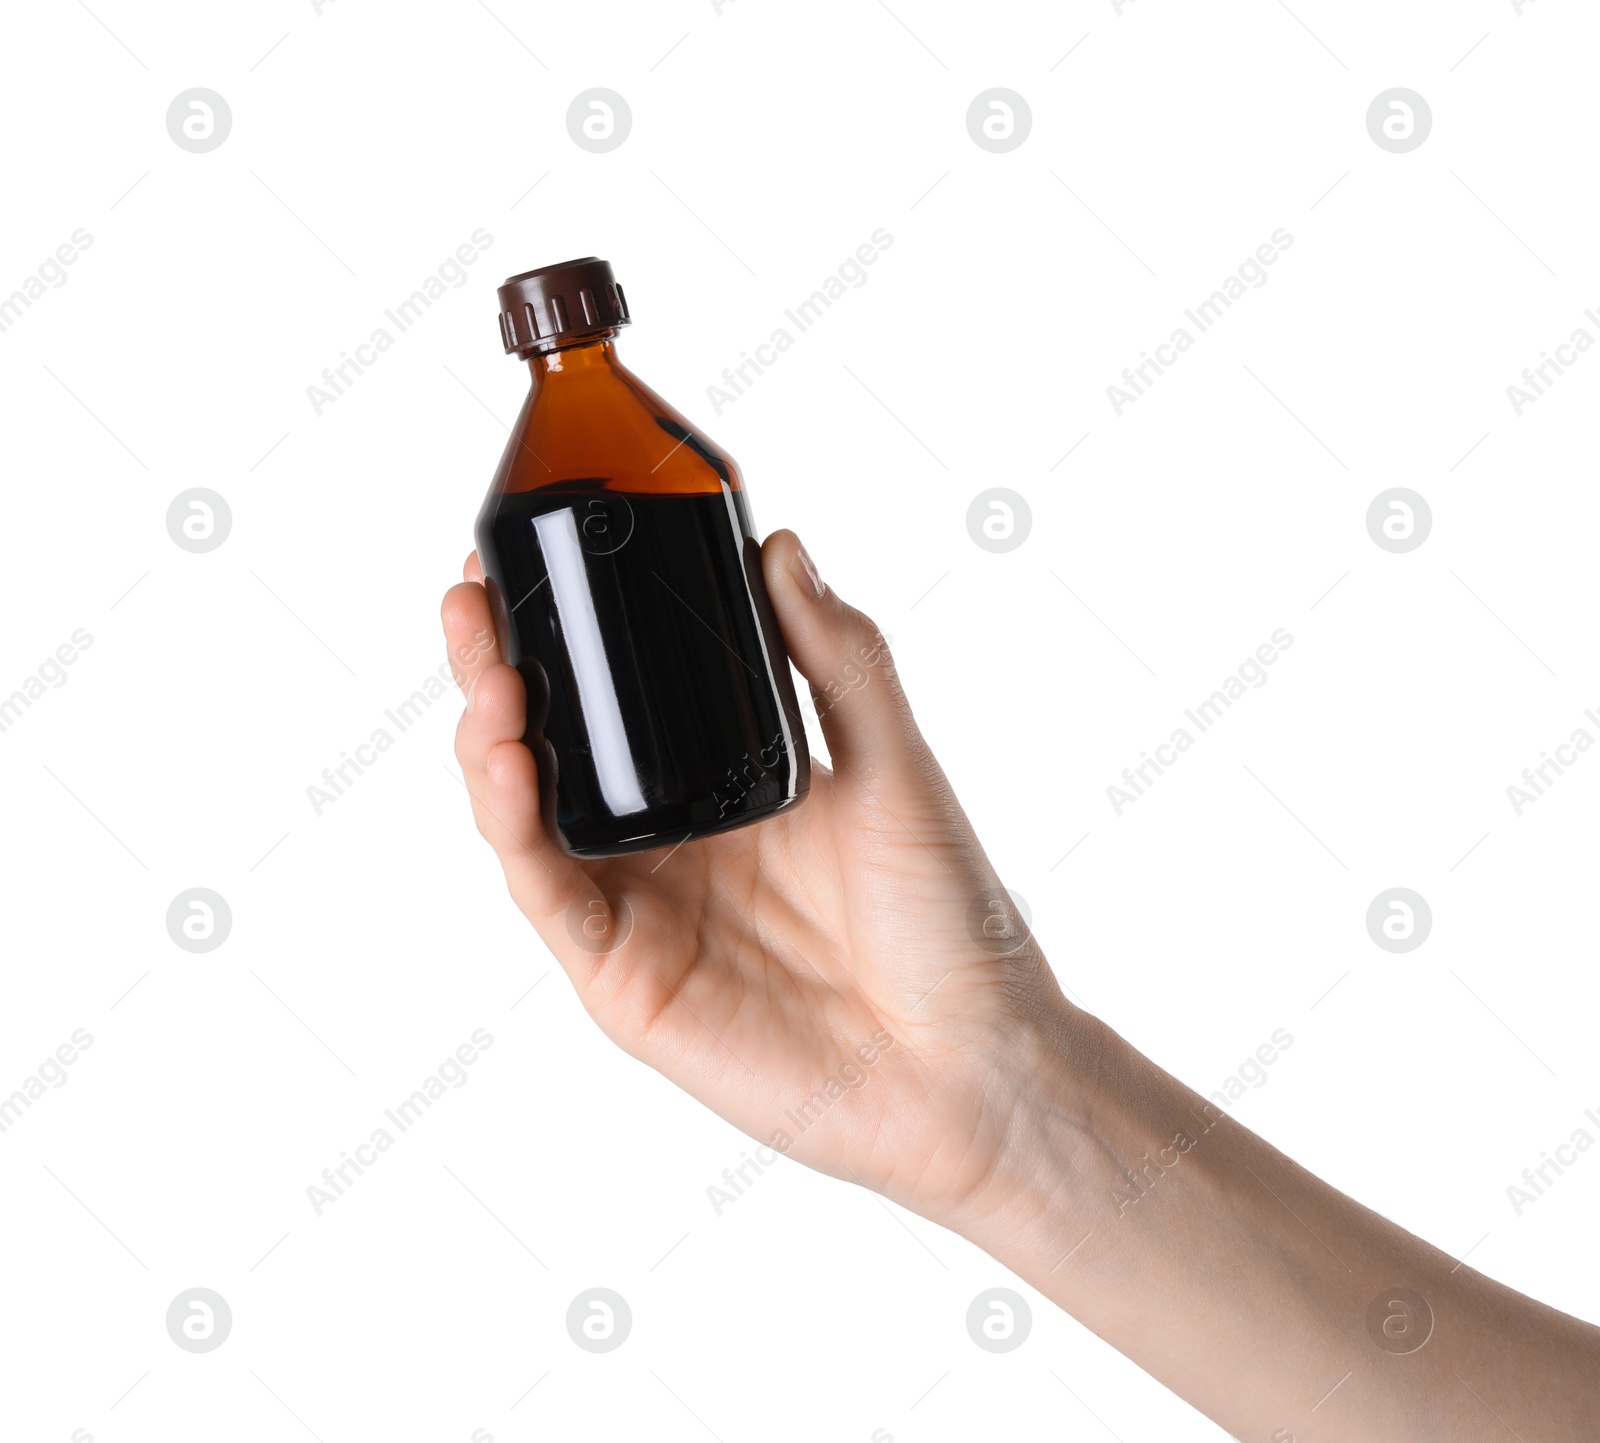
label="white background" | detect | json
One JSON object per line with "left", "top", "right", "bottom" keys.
{"left": 2, "top": 1, "right": 1597, "bottom": 1439}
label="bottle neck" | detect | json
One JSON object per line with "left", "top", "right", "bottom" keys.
{"left": 528, "top": 331, "right": 624, "bottom": 384}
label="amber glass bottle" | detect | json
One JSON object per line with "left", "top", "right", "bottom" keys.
{"left": 474, "top": 257, "right": 809, "bottom": 857}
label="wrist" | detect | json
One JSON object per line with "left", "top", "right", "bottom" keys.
{"left": 935, "top": 1001, "right": 1130, "bottom": 1257}
{"left": 941, "top": 1000, "right": 1238, "bottom": 1301}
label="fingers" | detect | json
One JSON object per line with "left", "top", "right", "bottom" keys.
{"left": 441, "top": 579, "right": 502, "bottom": 695}
{"left": 452, "top": 658, "right": 594, "bottom": 933}
{"left": 463, "top": 549, "right": 484, "bottom": 585}
{"left": 445, "top": 554, "right": 593, "bottom": 933}
{"left": 761, "top": 529, "right": 933, "bottom": 800}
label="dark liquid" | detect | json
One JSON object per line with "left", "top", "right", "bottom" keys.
{"left": 475, "top": 482, "right": 809, "bottom": 856}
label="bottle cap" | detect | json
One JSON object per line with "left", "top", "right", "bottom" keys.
{"left": 496, "top": 256, "right": 631, "bottom": 358}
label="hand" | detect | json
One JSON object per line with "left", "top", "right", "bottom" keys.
{"left": 443, "top": 529, "right": 1600, "bottom": 1440}
{"left": 441, "top": 529, "right": 1076, "bottom": 1229}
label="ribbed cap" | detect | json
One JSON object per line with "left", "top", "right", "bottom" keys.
{"left": 496, "top": 256, "right": 631, "bottom": 358}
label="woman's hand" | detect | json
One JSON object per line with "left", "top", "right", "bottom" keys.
{"left": 442, "top": 528, "right": 1079, "bottom": 1231}
{"left": 443, "top": 528, "right": 1600, "bottom": 1440}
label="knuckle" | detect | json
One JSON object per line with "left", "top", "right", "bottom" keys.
{"left": 453, "top": 716, "right": 476, "bottom": 768}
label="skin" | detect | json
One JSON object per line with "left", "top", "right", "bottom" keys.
{"left": 442, "top": 530, "right": 1600, "bottom": 1440}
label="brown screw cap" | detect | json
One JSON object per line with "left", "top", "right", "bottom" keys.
{"left": 496, "top": 256, "right": 631, "bottom": 359}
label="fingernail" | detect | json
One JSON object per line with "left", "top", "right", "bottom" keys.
{"left": 793, "top": 543, "right": 825, "bottom": 601}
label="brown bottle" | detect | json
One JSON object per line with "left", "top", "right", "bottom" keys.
{"left": 474, "top": 257, "right": 809, "bottom": 857}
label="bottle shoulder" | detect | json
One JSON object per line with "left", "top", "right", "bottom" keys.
{"left": 490, "top": 358, "right": 741, "bottom": 499}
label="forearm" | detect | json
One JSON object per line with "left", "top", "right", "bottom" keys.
{"left": 955, "top": 1005, "right": 1600, "bottom": 1440}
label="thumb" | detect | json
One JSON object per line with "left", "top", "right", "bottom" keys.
{"left": 762, "top": 529, "right": 931, "bottom": 798}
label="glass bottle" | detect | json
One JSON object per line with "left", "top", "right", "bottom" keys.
{"left": 474, "top": 257, "right": 809, "bottom": 857}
